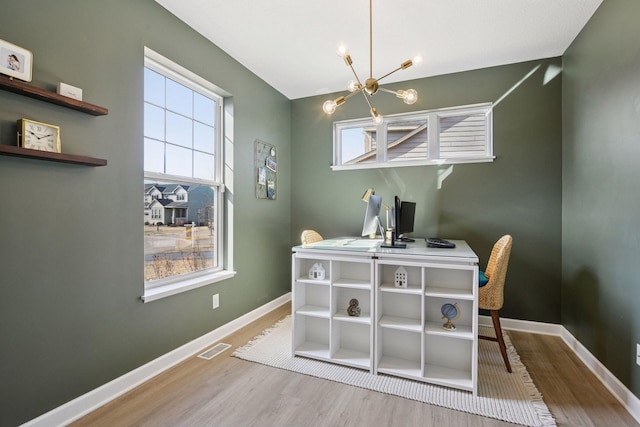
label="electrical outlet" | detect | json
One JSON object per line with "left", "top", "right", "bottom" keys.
{"left": 212, "top": 294, "right": 220, "bottom": 310}
{"left": 637, "top": 344, "right": 640, "bottom": 366}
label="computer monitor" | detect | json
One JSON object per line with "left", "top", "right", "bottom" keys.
{"left": 398, "top": 200, "right": 416, "bottom": 241}
{"left": 381, "top": 196, "right": 407, "bottom": 248}
{"left": 361, "top": 194, "right": 383, "bottom": 237}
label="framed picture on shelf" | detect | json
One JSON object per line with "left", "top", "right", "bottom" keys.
{"left": 0, "top": 39, "right": 33, "bottom": 82}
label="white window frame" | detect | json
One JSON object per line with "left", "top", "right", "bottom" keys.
{"left": 332, "top": 103, "right": 494, "bottom": 170}
{"left": 142, "top": 47, "right": 235, "bottom": 303}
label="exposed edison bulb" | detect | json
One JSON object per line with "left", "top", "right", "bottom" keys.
{"left": 413, "top": 55, "right": 423, "bottom": 65}
{"left": 336, "top": 44, "right": 349, "bottom": 57}
{"left": 323, "top": 100, "right": 337, "bottom": 114}
{"left": 348, "top": 80, "right": 361, "bottom": 92}
{"left": 396, "top": 89, "right": 418, "bottom": 104}
{"left": 323, "top": 96, "right": 346, "bottom": 114}
{"left": 403, "top": 89, "right": 418, "bottom": 105}
{"left": 371, "top": 108, "right": 383, "bottom": 124}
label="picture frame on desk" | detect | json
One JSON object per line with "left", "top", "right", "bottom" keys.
{"left": 0, "top": 39, "right": 32, "bottom": 82}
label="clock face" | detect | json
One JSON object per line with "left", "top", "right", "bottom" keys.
{"left": 20, "top": 120, "right": 60, "bottom": 152}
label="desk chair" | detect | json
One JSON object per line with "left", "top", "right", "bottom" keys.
{"left": 301, "top": 229, "right": 323, "bottom": 246}
{"left": 479, "top": 234, "right": 513, "bottom": 373}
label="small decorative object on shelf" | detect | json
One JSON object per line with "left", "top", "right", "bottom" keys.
{"left": 0, "top": 39, "right": 33, "bottom": 82}
{"left": 394, "top": 266, "right": 408, "bottom": 288}
{"left": 441, "top": 303, "right": 461, "bottom": 330}
{"left": 347, "top": 298, "right": 361, "bottom": 317}
{"left": 57, "top": 82, "right": 83, "bottom": 101}
{"left": 308, "top": 263, "right": 325, "bottom": 280}
{"left": 17, "top": 118, "right": 61, "bottom": 153}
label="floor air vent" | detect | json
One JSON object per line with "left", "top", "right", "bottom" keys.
{"left": 198, "top": 343, "right": 231, "bottom": 360}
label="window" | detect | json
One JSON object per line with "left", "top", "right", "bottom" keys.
{"left": 142, "top": 48, "right": 234, "bottom": 302}
{"left": 332, "top": 103, "right": 493, "bottom": 170}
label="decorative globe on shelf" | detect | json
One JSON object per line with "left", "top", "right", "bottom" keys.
{"left": 441, "top": 303, "right": 461, "bottom": 330}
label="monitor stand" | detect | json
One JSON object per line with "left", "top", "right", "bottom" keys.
{"left": 381, "top": 230, "right": 407, "bottom": 249}
{"left": 381, "top": 242, "right": 407, "bottom": 249}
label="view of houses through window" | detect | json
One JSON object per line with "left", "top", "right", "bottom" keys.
{"left": 144, "top": 181, "right": 217, "bottom": 281}
{"left": 143, "top": 53, "right": 224, "bottom": 287}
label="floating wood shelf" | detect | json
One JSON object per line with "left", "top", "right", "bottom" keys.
{"left": 0, "top": 76, "right": 108, "bottom": 116}
{"left": 0, "top": 145, "right": 107, "bottom": 166}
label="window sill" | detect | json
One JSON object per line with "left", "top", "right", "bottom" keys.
{"left": 142, "top": 270, "right": 236, "bottom": 303}
{"left": 331, "top": 156, "right": 495, "bottom": 171}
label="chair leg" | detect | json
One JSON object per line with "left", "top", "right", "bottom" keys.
{"left": 490, "top": 310, "right": 512, "bottom": 373}
{"left": 491, "top": 310, "right": 511, "bottom": 373}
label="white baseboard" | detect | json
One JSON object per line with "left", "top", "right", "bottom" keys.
{"left": 21, "top": 293, "right": 292, "bottom": 427}
{"left": 480, "top": 314, "right": 640, "bottom": 425}
{"left": 22, "top": 303, "right": 637, "bottom": 426}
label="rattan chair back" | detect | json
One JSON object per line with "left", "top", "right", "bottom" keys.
{"left": 479, "top": 235, "right": 513, "bottom": 311}
{"left": 301, "top": 229, "right": 324, "bottom": 246}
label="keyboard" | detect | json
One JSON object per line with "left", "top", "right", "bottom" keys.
{"left": 426, "top": 238, "right": 456, "bottom": 248}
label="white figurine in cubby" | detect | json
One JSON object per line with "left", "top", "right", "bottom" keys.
{"left": 309, "top": 263, "right": 325, "bottom": 280}
{"left": 394, "top": 266, "right": 408, "bottom": 288}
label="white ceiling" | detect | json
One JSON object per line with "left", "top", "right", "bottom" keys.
{"left": 154, "top": 0, "right": 602, "bottom": 100}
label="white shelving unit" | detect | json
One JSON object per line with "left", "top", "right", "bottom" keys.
{"left": 292, "top": 239, "right": 478, "bottom": 394}
{"left": 292, "top": 252, "right": 375, "bottom": 372}
{"left": 375, "top": 260, "right": 478, "bottom": 393}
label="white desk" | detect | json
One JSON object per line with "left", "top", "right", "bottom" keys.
{"left": 292, "top": 237, "right": 479, "bottom": 394}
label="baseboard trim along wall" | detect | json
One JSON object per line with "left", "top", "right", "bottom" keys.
{"left": 21, "top": 293, "right": 292, "bottom": 427}
{"left": 21, "top": 300, "right": 638, "bottom": 426}
{"left": 479, "top": 315, "right": 640, "bottom": 425}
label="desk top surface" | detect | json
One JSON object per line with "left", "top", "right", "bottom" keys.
{"left": 293, "top": 237, "right": 478, "bottom": 263}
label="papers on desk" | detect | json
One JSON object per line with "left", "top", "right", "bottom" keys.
{"left": 304, "top": 238, "right": 381, "bottom": 249}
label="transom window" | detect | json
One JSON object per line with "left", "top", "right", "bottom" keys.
{"left": 332, "top": 103, "right": 493, "bottom": 170}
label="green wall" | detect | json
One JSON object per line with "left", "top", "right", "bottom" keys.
{"left": 0, "top": 1, "right": 291, "bottom": 425}
{"left": 562, "top": 0, "right": 640, "bottom": 397}
{"left": 4, "top": 0, "right": 638, "bottom": 424}
{"left": 291, "top": 58, "right": 563, "bottom": 324}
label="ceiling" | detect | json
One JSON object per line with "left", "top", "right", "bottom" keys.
{"left": 154, "top": 0, "right": 602, "bottom": 100}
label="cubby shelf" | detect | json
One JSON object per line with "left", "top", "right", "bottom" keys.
{"left": 0, "top": 76, "right": 108, "bottom": 116}
{"left": 293, "top": 240, "right": 480, "bottom": 395}
{"left": 292, "top": 253, "right": 375, "bottom": 373}
{"left": 0, "top": 144, "right": 107, "bottom": 166}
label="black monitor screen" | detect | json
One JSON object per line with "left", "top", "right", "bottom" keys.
{"left": 398, "top": 201, "right": 416, "bottom": 235}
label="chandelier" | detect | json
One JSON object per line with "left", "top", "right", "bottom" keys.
{"left": 322, "top": 0, "right": 419, "bottom": 124}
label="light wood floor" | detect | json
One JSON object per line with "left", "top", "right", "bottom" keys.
{"left": 71, "top": 303, "right": 638, "bottom": 427}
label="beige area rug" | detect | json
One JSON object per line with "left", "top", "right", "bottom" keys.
{"left": 233, "top": 316, "right": 556, "bottom": 427}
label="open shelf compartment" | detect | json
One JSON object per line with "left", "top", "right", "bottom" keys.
{"left": 423, "top": 335, "right": 474, "bottom": 391}
{"left": 293, "top": 315, "right": 330, "bottom": 361}
{"left": 331, "top": 320, "right": 372, "bottom": 370}
{"left": 332, "top": 258, "right": 373, "bottom": 288}
{"left": 424, "top": 298, "right": 474, "bottom": 340}
{"left": 376, "top": 327, "right": 422, "bottom": 379}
